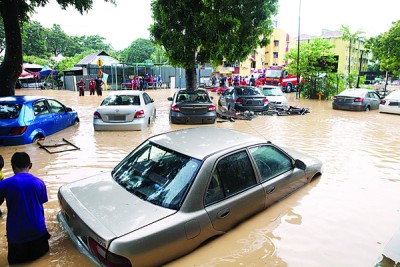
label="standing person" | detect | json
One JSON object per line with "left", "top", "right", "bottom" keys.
{"left": 95, "top": 76, "right": 104, "bottom": 96}
{"left": 250, "top": 75, "right": 256, "bottom": 86}
{"left": 89, "top": 78, "right": 96, "bottom": 95}
{"left": 76, "top": 78, "right": 86, "bottom": 96}
{"left": 0, "top": 152, "right": 50, "bottom": 265}
{"left": 0, "top": 155, "right": 4, "bottom": 181}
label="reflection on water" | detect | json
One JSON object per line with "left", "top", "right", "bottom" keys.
{"left": 0, "top": 89, "right": 399, "bottom": 266}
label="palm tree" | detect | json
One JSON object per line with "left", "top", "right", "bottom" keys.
{"left": 340, "top": 25, "right": 365, "bottom": 87}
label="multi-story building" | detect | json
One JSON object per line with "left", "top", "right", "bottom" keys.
{"left": 298, "top": 29, "right": 368, "bottom": 75}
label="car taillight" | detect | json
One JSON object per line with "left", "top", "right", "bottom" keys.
{"left": 263, "top": 98, "right": 269, "bottom": 104}
{"left": 208, "top": 105, "right": 216, "bottom": 111}
{"left": 380, "top": 99, "right": 386, "bottom": 104}
{"left": 88, "top": 237, "right": 132, "bottom": 267}
{"left": 171, "top": 105, "right": 180, "bottom": 112}
{"left": 134, "top": 110, "right": 145, "bottom": 118}
{"left": 333, "top": 96, "right": 337, "bottom": 100}
{"left": 354, "top": 97, "right": 364, "bottom": 102}
{"left": 234, "top": 98, "right": 243, "bottom": 103}
{"left": 94, "top": 111, "right": 102, "bottom": 119}
{"left": 8, "top": 126, "right": 27, "bottom": 135}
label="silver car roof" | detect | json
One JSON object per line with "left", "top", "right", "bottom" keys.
{"left": 149, "top": 127, "right": 266, "bottom": 160}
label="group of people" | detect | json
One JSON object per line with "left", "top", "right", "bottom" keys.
{"left": 76, "top": 76, "right": 104, "bottom": 96}
{"left": 129, "top": 74, "right": 162, "bottom": 90}
{"left": 211, "top": 74, "right": 249, "bottom": 87}
{"left": 0, "top": 153, "right": 50, "bottom": 265}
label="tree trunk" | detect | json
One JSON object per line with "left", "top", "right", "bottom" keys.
{"left": 185, "top": 67, "right": 197, "bottom": 92}
{"left": 0, "top": 0, "right": 23, "bottom": 97}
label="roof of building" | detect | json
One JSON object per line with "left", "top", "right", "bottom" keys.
{"left": 76, "top": 51, "right": 120, "bottom": 66}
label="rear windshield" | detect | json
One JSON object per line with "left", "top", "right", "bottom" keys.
{"left": 235, "top": 86, "right": 261, "bottom": 96}
{"left": 0, "top": 104, "right": 22, "bottom": 119}
{"left": 176, "top": 91, "right": 210, "bottom": 103}
{"left": 101, "top": 95, "right": 140, "bottom": 106}
{"left": 112, "top": 141, "right": 201, "bottom": 210}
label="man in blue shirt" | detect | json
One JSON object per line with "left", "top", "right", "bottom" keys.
{"left": 0, "top": 152, "right": 50, "bottom": 264}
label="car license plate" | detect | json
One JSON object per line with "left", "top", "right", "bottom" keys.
{"left": 109, "top": 115, "right": 125, "bottom": 121}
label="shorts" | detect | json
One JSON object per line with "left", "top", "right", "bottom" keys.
{"left": 8, "top": 232, "right": 51, "bottom": 264}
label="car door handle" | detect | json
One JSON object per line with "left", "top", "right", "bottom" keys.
{"left": 217, "top": 208, "right": 230, "bottom": 219}
{"left": 266, "top": 186, "right": 275, "bottom": 194}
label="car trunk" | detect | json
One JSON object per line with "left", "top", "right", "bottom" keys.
{"left": 178, "top": 103, "right": 212, "bottom": 115}
{"left": 97, "top": 106, "right": 138, "bottom": 123}
{"left": 58, "top": 172, "right": 176, "bottom": 248}
{"left": 240, "top": 96, "right": 266, "bottom": 107}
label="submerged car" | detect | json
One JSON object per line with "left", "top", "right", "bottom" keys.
{"left": 93, "top": 91, "right": 156, "bottom": 131}
{"left": 332, "top": 88, "right": 381, "bottom": 111}
{"left": 379, "top": 90, "right": 400, "bottom": 115}
{"left": 168, "top": 89, "right": 216, "bottom": 124}
{"left": 57, "top": 127, "right": 322, "bottom": 267}
{"left": 0, "top": 95, "right": 79, "bottom": 146}
{"left": 218, "top": 86, "right": 269, "bottom": 112}
{"left": 259, "top": 85, "right": 288, "bottom": 109}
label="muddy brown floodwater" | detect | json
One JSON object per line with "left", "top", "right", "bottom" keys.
{"left": 0, "top": 88, "right": 399, "bottom": 267}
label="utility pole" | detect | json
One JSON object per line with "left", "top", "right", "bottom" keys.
{"left": 296, "top": 0, "right": 301, "bottom": 99}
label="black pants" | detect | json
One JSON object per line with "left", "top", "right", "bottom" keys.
{"left": 8, "top": 232, "right": 50, "bottom": 265}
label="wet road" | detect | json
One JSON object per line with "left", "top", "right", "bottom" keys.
{"left": 0, "top": 88, "right": 399, "bottom": 267}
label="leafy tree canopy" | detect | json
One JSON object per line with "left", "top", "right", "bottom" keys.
{"left": 120, "top": 38, "right": 156, "bottom": 64}
{"left": 366, "top": 20, "right": 400, "bottom": 76}
{"left": 150, "top": 0, "right": 278, "bottom": 90}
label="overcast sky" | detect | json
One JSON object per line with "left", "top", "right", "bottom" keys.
{"left": 31, "top": 0, "right": 399, "bottom": 51}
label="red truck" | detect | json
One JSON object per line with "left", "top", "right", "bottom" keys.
{"left": 262, "top": 66, "right": 300, "bottom": 93}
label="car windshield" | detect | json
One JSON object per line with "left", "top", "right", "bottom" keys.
{"left": 265, "top": 69, "right": 282, "bottom": 78}
{"left": 112, "top": 141, "right": 201, "bottom": 210}
{"left": 0, "top": 104, "right": 22, "bottom": 119}
{"left": 176, "top": 91, "right": 210, "bottom": 103}
{"left": 387, "top": 90, "right": 400, "bottom": 99}
{"left": 235, "top": 86, "right": 261, "bottom": 96}
{"left": 262, "top": 88, "right": 283, "bottom": 96}
{"left": 101, "top": 95, "right": 140, "bottom": 106}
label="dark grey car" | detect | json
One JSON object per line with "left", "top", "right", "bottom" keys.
{"left": 332, "top": 88, "right": 381, "bottom": 111}
{"left": 218, "top": 86, "right": 269, "bottom": 112}
{"left": 168, "top": 89, "right": 216, "bottom": 124}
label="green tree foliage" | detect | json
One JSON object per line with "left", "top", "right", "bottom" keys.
{"left": 46, "top": 24, "right": 70, "bottom": 56}
{"left": 150, "top": 0, "right": 278, "bottom": 91}
{"left": 23, "top": 55, "right": 48, "bottom": 66}
{"left": 53, "top": 50, "right": 96, "bottom": 74}
{"left": 367, "top": 20, "right": 400, "bottom": 76}
{"left": 120, "top": 38, "right": 156, "bottom": 64}
{"left": 21, "top": 21, "right": 48, "bottom": 57}
{"left": 285, "top": 38, "right": 337, "bottom": 98}
{"left": 0, "top": 18, "right": 5, "bottom": 54}
{"left": 151, "top": 45, "right": 168, "bottom": 64}
{"left": 0, "top": 0, "right": 115, "bottom": 97}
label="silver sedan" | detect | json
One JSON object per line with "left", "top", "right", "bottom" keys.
{"left": 93, "top": 91, "right": 156, "bottom": 131}
{"left": 57, "top": 127, "right": 322, "bottom": 267}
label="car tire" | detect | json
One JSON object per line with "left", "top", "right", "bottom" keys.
{"left": 73, "top": 118, "right": 80, "bottom": 127}
{"left": 32, "top": 135, "right": 43, "bottom": 143}
{"left": 285, "top": 84, "right": 292, "bottom": 93}
{"left": 365, "top": 106, "right": 370, "bottom": 111}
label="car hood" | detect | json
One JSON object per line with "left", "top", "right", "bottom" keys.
{"left": 59, "top": 172, "right": 176, "bottom": 237}
{"left": 266, "top": 96, "right": 287, "bottom": 102}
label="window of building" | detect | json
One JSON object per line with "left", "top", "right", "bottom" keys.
{"left": 274, "top": 40, "right": 279, "bottom": 47}
{"left": 273, "top": 52, "right": 279, "bottom": 59}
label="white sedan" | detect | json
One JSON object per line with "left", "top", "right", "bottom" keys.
{"left": 93, "top": 91, "right": 156, "bottom": 131}
{"left": 379, "top": 90, "right": 400, "bottom": 115}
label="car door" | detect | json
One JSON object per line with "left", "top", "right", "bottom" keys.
{"left": 142, "top": 92, "right": 155, "bottom": 120}
{"left": 367, "top": 92, "right": 381, "bottom": 110}
{"left": 32, "top": 100, "right": 56, "bottom": 135}
{"left": 249, "top": 145, "right": 307, "bottom": 207}
{"left": 204, "top": 150, "right": 265, "bottom": 232}
{"left": 219, "top": 88, "right": 233, "bottom": 109}
{"left": 47, "top": 99, "right": 72, "bottom": 132}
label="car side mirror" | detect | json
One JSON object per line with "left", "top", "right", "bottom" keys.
{"left": 168, "top": 97, "right": 173, "bottom": 101}
{"left": 65, "top": 107, "right": 72, "bottom": 112}
{"left": 210, "top": 96, "right": 213, "bottom": 100}
{"left": 294, "top": 159, "right": 306, "bottom": 170}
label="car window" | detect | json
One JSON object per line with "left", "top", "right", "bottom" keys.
{"left": 235, "top": 86, "right": 260, "bottom": 96}
{"left": 205, "top": 150, "right": 257, "bottom": 205}
{"left": 33, "top": 101, "right": 50, "bottom": 116}
{"left": 101, "top": 95, "right": 141, "bottom": 106}
{"left": 249, "top": 145, "right": 293, "bottom": 182}
{"left": 112, "top": 141, "right": 201, "bottom": 210}
{"left": 47, "top": 100, "right": 65, "bottom": 114}
{"left": 142, "top": 93, "right": 152, "bottom": 104}
{"left": 0, "top": 103, "right": 22, "bottom": 119}
{"left": 221, "top": 89, "right": 233, "bottom": 96}
{"left": 368, "top": 92, "right": 380, "bottom": 99}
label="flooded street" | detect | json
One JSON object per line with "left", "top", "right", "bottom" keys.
{"left": 0, "top": 88, "right": 399, "bottom": 267}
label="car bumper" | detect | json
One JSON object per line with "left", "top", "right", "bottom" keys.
{"left": 379, "top": 104, "right": 400, "bottom": 114}
{"left": 234, "top": 104, "right": 269, "bottom": 112}
{"left": 170, "top": 112, "right": 216, "bottom": 124}
{"left": 0, "top": 135, "right": 32, "bottom": 146}
{"left": 93, "top": 118, "right": 147, "bottom": 131}
{"left": 332, "top": 102, "right": 365, "bottom": 111}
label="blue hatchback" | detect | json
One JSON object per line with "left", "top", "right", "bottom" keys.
{"left": 0, "top": 96, "right": 79, "bottom": 146}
